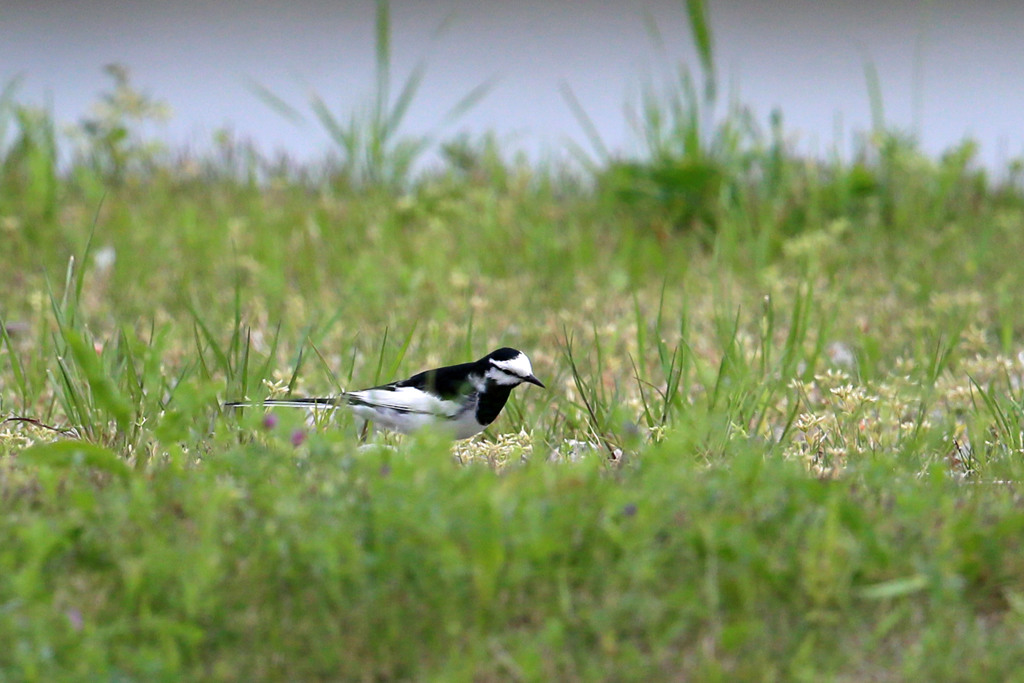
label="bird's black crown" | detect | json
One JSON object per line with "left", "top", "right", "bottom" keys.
{"left": 485, "top": 347, "right": 522, "bottom": 362}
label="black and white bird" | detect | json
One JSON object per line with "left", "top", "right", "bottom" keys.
{"left": 225, "top": 347, "right": 544, "bottom": 440}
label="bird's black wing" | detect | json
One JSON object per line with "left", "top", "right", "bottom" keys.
{"left": 378, "top": 361, "right": 481, "bottom": 401}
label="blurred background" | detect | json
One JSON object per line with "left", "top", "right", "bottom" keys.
{"left": 3, "top": 0, "right": 1022, "bottom": 170}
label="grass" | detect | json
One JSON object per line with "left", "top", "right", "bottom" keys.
{"left": 5, "top": 3, "right": 1024, "bottom": 679}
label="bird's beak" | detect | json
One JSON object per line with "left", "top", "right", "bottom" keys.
{"left": 525, "top": 375, "right": 545, "bottom": 388}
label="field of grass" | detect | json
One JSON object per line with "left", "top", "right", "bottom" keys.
{"left": 5, "top": 7, "right": 1024, "bottom": 680}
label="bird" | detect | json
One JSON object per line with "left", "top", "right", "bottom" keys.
{"left": 224, "top": 347, "right": 545, "bottom": 440}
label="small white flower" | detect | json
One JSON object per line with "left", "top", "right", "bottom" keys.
{"left": 94, "top": 245, "right": 116, "bottom": 273}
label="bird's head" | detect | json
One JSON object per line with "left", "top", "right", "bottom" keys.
{"left": 482, "top": 347, "right": 545, "bottom": 388}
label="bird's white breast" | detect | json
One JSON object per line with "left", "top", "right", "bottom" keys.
{"left": 346, "top": 386, "right": 484, "bottom": 439}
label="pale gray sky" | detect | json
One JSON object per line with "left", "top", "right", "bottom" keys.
{"left": 2, "top": 1, "right": 1022, "bottom": 168}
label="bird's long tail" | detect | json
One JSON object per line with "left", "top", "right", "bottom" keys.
{"left": 223, "top": 396, "right": 347, "bottom": 410}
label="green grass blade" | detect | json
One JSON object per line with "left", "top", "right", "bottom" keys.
{"left": 560, "top": 82, "right": 610, "bottom": 164}
{"left": 372, "top": 326, "right": 390, "bottom": 386}
{"left": 385, "top": 61, "right": 426, "bottom": 138}
{"left": 246, "top": 79, "right": 306, "bottom": 125}
{"left": 685, "top": 0, "right": 716, "bottom": 99}
{"left": 0, "top": 314, "right": 29, "bottom": 407}
{"left": 385, "top": 323, "right": 417, "bottom": 383}
{"left": 441, "top": 78, "right": 495, "bottom": 126}
{"left": 374, "top": 0, "right": 392, "bottom": 105}
{"left": 189, "top": 308, "right": 231, "bottom": 380}
{"left": 63, "top": 328, "right": 133, "bottom": 433}
{"left": 864, "top": 59, "right": 885, "bottom": 135}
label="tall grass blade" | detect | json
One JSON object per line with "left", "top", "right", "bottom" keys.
{"left": 0, "top": 315, "right": 29, "bottom": 407}
{"left": 0, "top": 74, "right": 25, "bottom": 158}
{"left": 385, "top": 62, "right": 426, "bottom": 137}
{"left": 52, "top": 353, "right": 90, "bottom": 439}
{"left": 309, "top": 340, "right": 343, "bottom": 394}
{"left": 708, "top": 308, "right": 741, "bottom": 412}
{"left": 374, "top": 0, "right": 392, "bottom": 106}
{"left": 629, "top": 354, "right": 656, "bottom": 430}
{"left": 285, "top": 326, "right": 315, "bottom": 395}
{"left": 442, "top": 79, "right": 496, "bottom": 125}
{"left": 684, "top": 0, "right": 716, "bottom": 100}
{"left": 245, "top": 80, "right": 306, "bottom": 125}
{"left": 561, "top": 328, "right": 618, "bottom": 458}
{"left": 309, "top": 93, "right": 351, "bottom": 153}
{"left": 190, "top": 309, "right": 231, "bottom": 380}
{"left": 560, "top": 82, "right": 611, "bottom": 164}
{"left": 63, "top": 329, "right": 133, "bottom": 433}
{"left": 864, "top": 60, "right": 885, "bottom": 135}
{"left": 238, "top": 327, "right": 252, "bottom": 406}
{"left": 384, "top": 323, "right": 417, "bottom": 383}
{"left": 70, "top": 197, "right": 104, "bottom": 317}
{"left": 373, "top": 327, "right": 390, "bottom": 386}
{"left": 969, "top": 375, "right": 1018, "bottom": 453}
